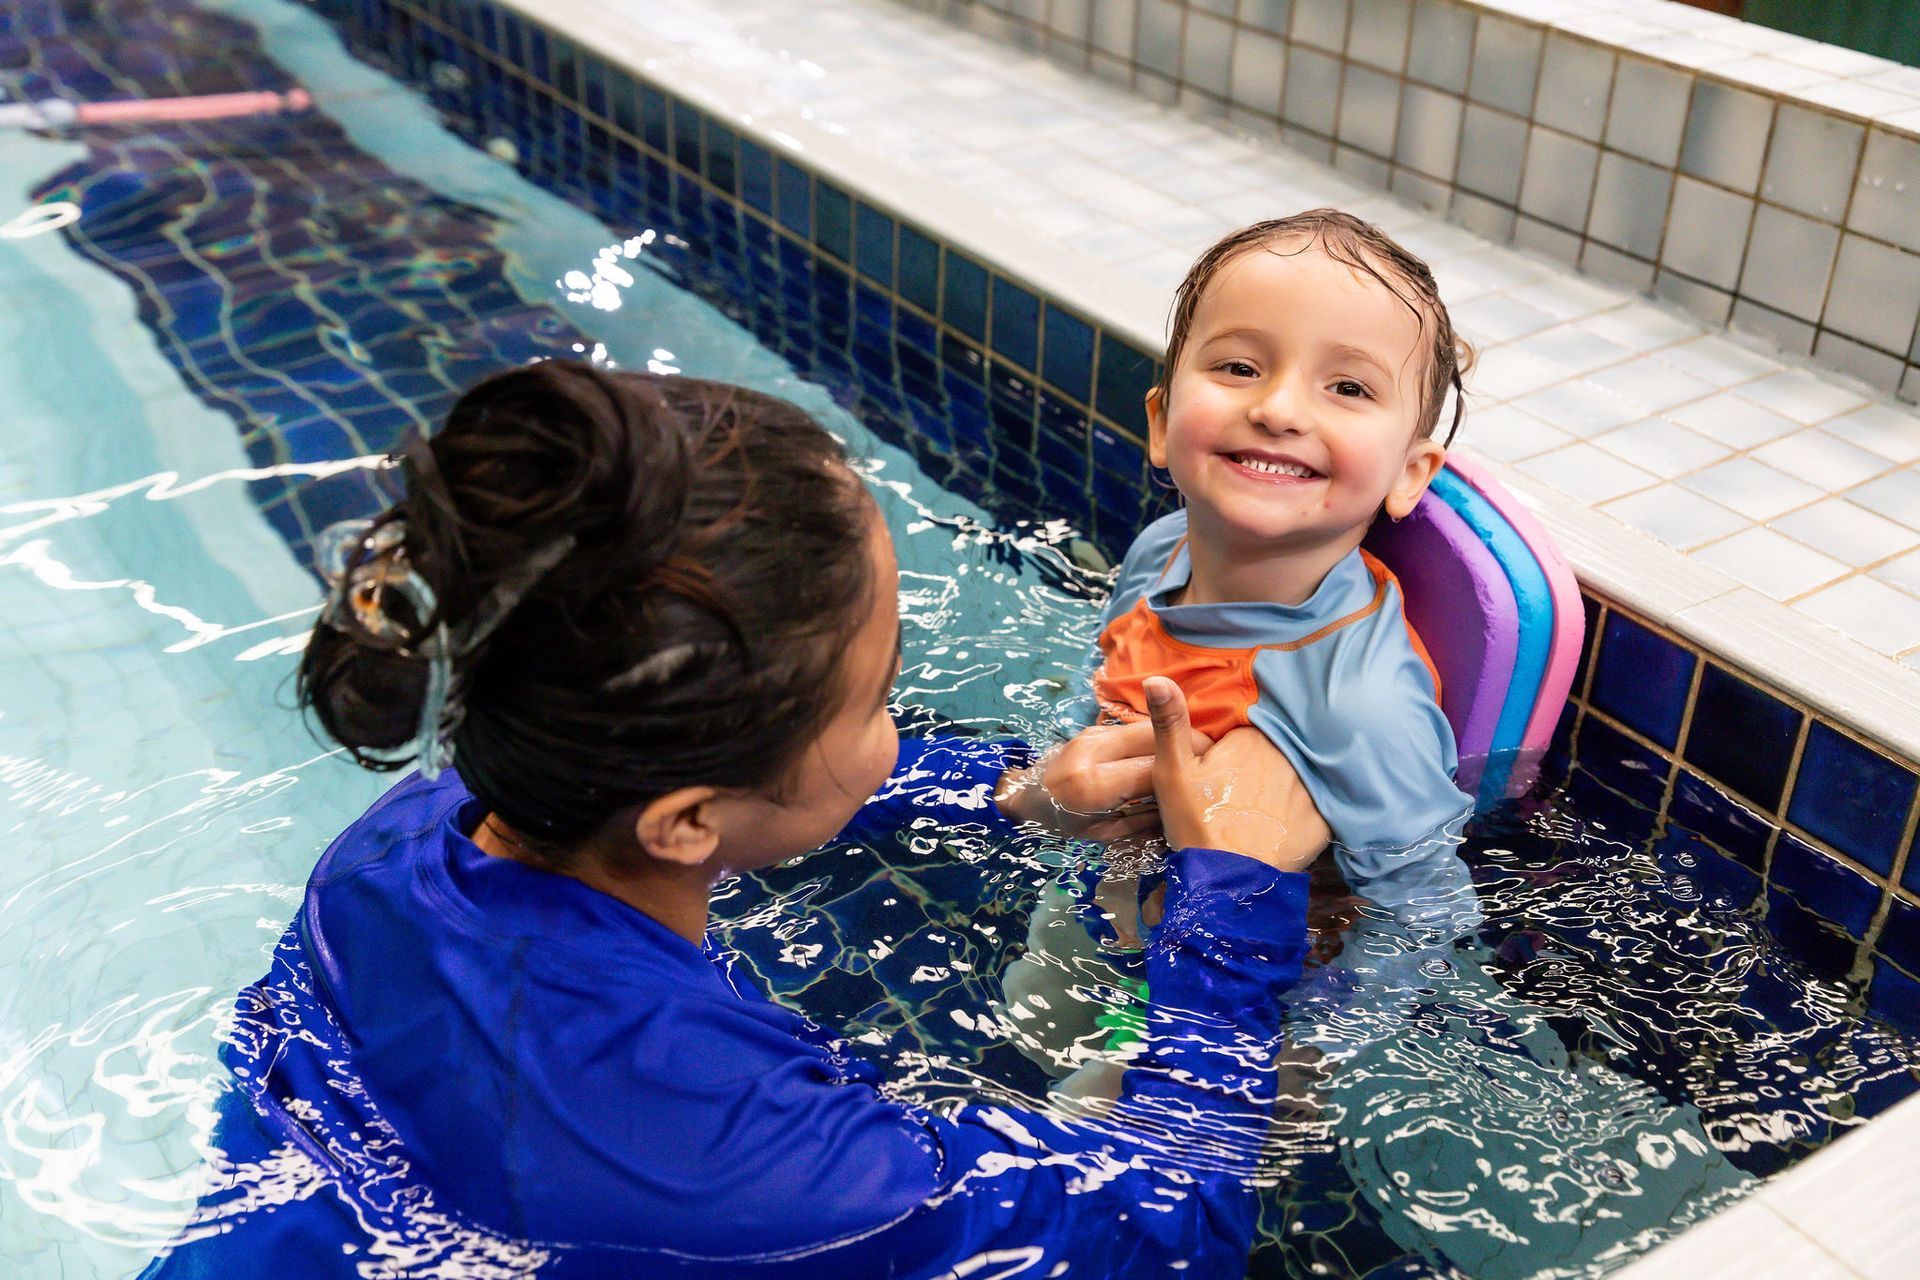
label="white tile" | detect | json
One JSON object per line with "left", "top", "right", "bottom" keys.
{"left": 1755, "top": 429, "right": 1902, "bottom": 491}
{"left": 1876, "top": 548, "right": 1920, "bottom": 594}
{"left": 1610, "top": 1195, "right": 1852, "bottom": 1280}
{"left": 1824, "top": 402, "right": 1920, "bottom": 465}
{"left": 1694, "top": 527, "right": 1849, "bottom": 600}
{"left": 1585, "top": 356, "right": 1718, "bottom": 414}
{"left": 1602, "top": 484, "right": 1749, "bottom": 550}
{"left": 1679, "top": 457, "right": 1823, "bottom": 520}
{"left": 1771, "top": 498, "right": 1920, "bottom": 567}
{"left": 1508, "top": 323, "right": 1637, "bottom": 375}
{"left": 1846, "top": 466, "right": 1920, "bottom": 530}
{"left": 1459, "top": 402, "right": 1574, "bottom": 461}
{"left": 1593, "top": 418, "right": 1733, "bottom": 478}
{"left": 1509, "top": 274, "right": 1626, "bottom": 321}
{"left": 1667, "top": 392, "right": 1803, "bottom": 449}
{"left": 1515, "top": 379, "right": 1647, "bottom": 436}
{"left": 1452, "top": 292, "right": 1563, "bottom": 346}
{"left": 1734, "top": 370, "right": 1871, "bottom": 425}
{"left": 1579, "top": 301, "right": 1702, "bottom": 353}
{"left": 1518, "top": 442, "right": 1660, "bottom": 502}
{"left": 1795, "top": 575, "right": 1920, "bottom": 654}
{"left": 1470, "top": 345, "right": 1576, "bottom": 400}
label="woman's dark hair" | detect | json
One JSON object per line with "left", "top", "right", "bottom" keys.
{"left": 298, "top": 361, "right": 876, "bottom": 855}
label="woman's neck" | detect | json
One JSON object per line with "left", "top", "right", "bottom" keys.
{"left": 1179, "top": 512, "right": 1361, "bottom": 607}
{"left": 473, "top": 816, "right": 714, "bottom": 945}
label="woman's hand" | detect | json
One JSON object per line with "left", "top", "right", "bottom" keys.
{"left": 1146, "top": 676, "right": 1329, "bottom": 872}
{"left": 994, "top": 717, "right": 1211, "bottom": 843}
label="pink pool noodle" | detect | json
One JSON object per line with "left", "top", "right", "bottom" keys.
{"left": 74, "top": 88, "right": 312, "bottom": 125}
{"left": 1446, "top": 454, "right": 1585, "bottom": 756}
{"left": 1364, "top": 488, "right": 1519, "bottom": 791}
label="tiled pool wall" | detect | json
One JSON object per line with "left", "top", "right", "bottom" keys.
{"left": 899, "top": 0, "right": 1920, "bottom": 404}
{"left": 317, "top": 0, "right": 1920, "bottom": 1029}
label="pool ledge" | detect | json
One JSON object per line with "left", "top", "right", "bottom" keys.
{"left": 1614, "top": 1086, "right": 1920, "bottom": 1280}
{"left": 501, "top": 0, "right": 1920, "bottom": 772}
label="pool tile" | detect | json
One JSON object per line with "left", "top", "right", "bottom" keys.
{"left": 704, "top": 122, "right": 737, "bottom": 193}
{"left": 1794, "top": 577, "right": 1920, "bottom": 657}
{"left": 738, "top": 137, "right": 774, "bottom": 216}
{"left": 1760, "top": 103, "right": 1864, "bottom": 222}
{"left": 1764, "top": 888, "right": 1859, "bottom": 983}
{"left": 1666, "top": 393, "right": 1799, "bottom": 450}
{"left": 1681, "top": 76, "right": 1766, "bottom": 192}
{"left": 1467, "top": 11, "right": 1542, "bottom": 118}
{"left": 638, "top": 82, "right": 670, "bottom": 155}
{"left": 1462, "top": 403, "right": 1572, "bottom": 462}
{"left": 1822, "top": 235, "right": 1920, "bottom": 356}
{"left": 1848, "top": 128, "right": 1920, "bottom": 255}
{"left": 1590, "top": 611, "right": 1696, "bottom": 749}
{"left": 990, "top": 276, "right": 1040, "bottom": 372}
{"left": 1534, "top": 31, "right": 1612, "bottom": 143}
{"left": 1695, "top": 527, "right": 1848, "bottom": 601}
{"left": 1576, "top": 714, "right": 1672, "bottom": 811}
{"left": 1770, "top": 498, "right": 1920, "bottom": 567}
{"left": 1755, "top": 429, "right": 1897, "bottom": 492}
{"left": 1591, "top": 418, "right": 1727, "bottom": 477}
{"left": 854, "top": 202, "right": 894, "bottom": 287}
{"left": 1876, "top": 548, "right": 1920, "bottom": 595}
{"left": 1734, "top": 369, "right": 1869, "bottom": 426}
{"left": 1602, "top": 484, "right": 1746, "bottom": 551}
{"left": 1879, "top": 894, "right": 1920, "bottom": 979}
{"left": 897, "top": 223, "right": 940, "bottom": 315}
{"left": 1738, "top": 206, "right": 1840, "bottom": 326}
{"left": 1825, "top": 403, "right": 1920, "bottom": 465}
{"left": 942, "top": 250, "right": 988, "bottom": 343}
{"left": 1407, "top": 0, "right": 1475, "bottom": 95}
{"left": 1095, "top": 333, "right": 1155, "bottom": 437}
{"left": 1517, "top": 442, "right": 1657, "bottom": 504}
{"left": 1574, "top": 594, "right": 1602, "bottom": 695}
{"left": 1662, "top": 178, "right": 1756, "bottom": 293}
{"left": 671, "top": 100, "right": 701, "bottom": 174}
{"left": 1677, "top": 457, "right": 1821, "bottom": 522}
{"left": 1042, "top": 305, "right": 1095, "bottom": 406}
{"left": 1786, "top": 721, "right": 1918, "bottom": 877}
{"left": 776, "top": 157, "right": 812, "bottom": 238}
{"left": 1770, "top": 832, "right": 1881, "bottom": 938}
{"left": 1603, "top": 56, "right": 1691, "bottom": 168}
{"left": 1670, "top": 768, "right": 1774, "bottom": 871}
{"left": 1867, "top": 955, "right": 1920, "bottom": 1037}
{"left": 814, "top": 181, "right": 852, "bottom": 263}
{"left": 1682, "top": 662, "right": 1803, "bottom": 811}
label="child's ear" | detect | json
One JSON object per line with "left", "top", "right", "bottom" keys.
{"left": 634, "top": 787, "right": 723, "bottom": 867}
{"left": 1146, "top": 387, "right": 1168, "bottom": 469}
{"left": 1384, "top": 438, "right": 1446, "bottom": 520}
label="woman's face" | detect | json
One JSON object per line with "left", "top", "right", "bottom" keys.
{"left": 713, "top": 506, "right": 902, "bottom": 875}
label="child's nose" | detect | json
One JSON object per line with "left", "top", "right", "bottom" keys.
{"left": 1248, "top": 374, "right": 1312, "bottom": 433}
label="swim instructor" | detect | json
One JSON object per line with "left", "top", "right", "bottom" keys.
{"left": 142, "top": 362, "right": 1325, "bottom": 1279}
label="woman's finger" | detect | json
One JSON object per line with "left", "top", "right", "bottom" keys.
{"left": 1145, "top": 677, "right": 1198, "bottom": 788}
{"left": 1078, "top": 717, "right": 1210, "bottom": 763}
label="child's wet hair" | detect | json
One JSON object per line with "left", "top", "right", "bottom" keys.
{"left": 298, "top": 361, "right": 875, "bottom": 856}
{"left": 1158, "top": 208, "right": 1474, "bottom": 445}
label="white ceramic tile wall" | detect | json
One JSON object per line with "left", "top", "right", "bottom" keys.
{"left": 906, "top": 0, "right": 1920, "bottom": 404}
{"left": 615, "top": 0, "right": 1920, "bottom": 679}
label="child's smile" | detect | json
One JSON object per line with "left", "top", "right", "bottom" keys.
{"left": 1148, "top": 240, "right": 1445, "bottom": 604}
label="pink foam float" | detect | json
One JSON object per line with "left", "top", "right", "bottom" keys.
{"left": 0, "top": 88, "right": 312, "bottom": 130}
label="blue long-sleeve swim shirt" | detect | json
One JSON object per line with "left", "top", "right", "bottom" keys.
{"left": 141, "top": 736, "right": 1310, "bottom": 1279}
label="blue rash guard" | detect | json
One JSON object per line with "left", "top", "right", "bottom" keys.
{"left": 142, "top": 736, "right": 1310, "bottom": 1279}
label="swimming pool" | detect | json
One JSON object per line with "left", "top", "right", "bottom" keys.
{"left": 0, "top": 0, "right": 1915, "bottom": 1276}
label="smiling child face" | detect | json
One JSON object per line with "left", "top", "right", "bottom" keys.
{"left": 1148, "top": 239, "right": 1445, "bottom": 571}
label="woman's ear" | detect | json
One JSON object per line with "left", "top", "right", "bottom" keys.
{"left": 634, "top": 786, "right": 723, "bottom": 867}
{"left": 1146, "top": 387, "right": 1168, "bottom": 469}
{"left": 1384, "top": 438, "right": 1446, "bottom": 521}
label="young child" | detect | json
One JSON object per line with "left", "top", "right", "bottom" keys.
{"left": 1097, "top": 208, "right": 1475, "bottom": 872}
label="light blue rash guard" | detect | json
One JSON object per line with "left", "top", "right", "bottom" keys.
{"left": 141, "top": 736, "right": 1311, "bottom": 1279}
{"left": 1095, "top": 509, "right": 1473, "bottom": 880}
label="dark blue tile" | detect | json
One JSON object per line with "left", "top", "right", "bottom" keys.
{"left": 1904, "top": 828, "right": 1920, "bottom": 898}
{"left": 990, "top": 276, "right": 1040, "bottom": 371}
{"left": 638, "top": 83, "right": 669, "bottom": 155}
{"left": 1764, "top": 888, "right": 1858, "bottom": 984}
{"left": 1096, "top": 332, "right": 1155, "bottom": 437}
{"left": 1867, "top": 955, "right": 1920, "bottom": 1037}
{"left": 1588, "top": 612, "right": 1696, "bottom": 750}
{"left": 898, "top": 223, "right": 940, "bottom": 315}
{"left": 814, "top": 182, "right": 852, "bottom": 262}
{"left": 1880, "top": 893, "right": 1920, "bottom": 979}
{"left": 671, "top": 100, "right": 702, "bottom": 173}
{"left": 1683, "top": 663, "right": 1801, "bottom": 811}
{"left": 1042, "top": 304, "right": 1095, "bottom": 405}
{"left": 1785, "top": 722, "right": 1917, "bottom": 877}
{"left": 704, "top": 122, "right": 737, "bottom": 194}
{"left": 1574, "top": 714, "right": 1669, "bottom": 812}
{"left": 942, "top": 250, "right": 988, "bottom": 342}
{"left": 1663, "top": 829, "right": 1761, "bottom": 911}
{"left": 738, "top": 138, "right": 774, "bottom": 216}
{"left": 1769, "top": 833, "right": 1881, "bottom": 939}
{"left": 774, "top": 157, "right": 812, "bottom": 238}
{"left": 854, "top": 202, "right": 894, "bottom": 286}
{"left": 1669, "top": 769, "right": 1771, "bottom": 872}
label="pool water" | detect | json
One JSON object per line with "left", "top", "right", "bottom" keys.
{"left": 0, "top": 1, "right": 1915, "bottom": 1277}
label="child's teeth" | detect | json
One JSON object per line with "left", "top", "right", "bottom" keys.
{"left": 1239, "top": 454, "right": 1313, "bottom": 478}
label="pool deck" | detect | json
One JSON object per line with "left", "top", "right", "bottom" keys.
{"left": 552, "top": 0, "right": 1920, "bottom": 769}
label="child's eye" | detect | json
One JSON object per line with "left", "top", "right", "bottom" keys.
{"left": 1213, "top": 359, "right": 1259, "bottom": 378}
{"left": 1332, "top": 378, "right": 1373, "bottom": 399}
